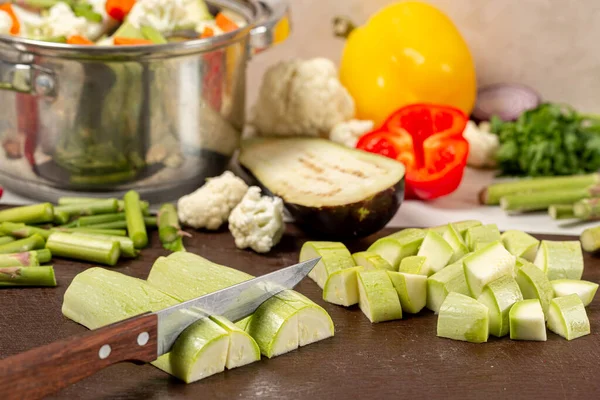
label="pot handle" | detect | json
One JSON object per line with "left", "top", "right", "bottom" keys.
{"left": 0, "top": 58, "right": 56, "bottom": 96}
{"left": 250, "top": 0, "right": 291, "bottom": 55}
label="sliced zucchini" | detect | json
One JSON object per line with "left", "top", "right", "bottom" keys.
{"left": 239, "top": 138, "right": 406, "bottom": 239}
{"left": 368, "top": 228, "right": 426, "bottom": 269}
{"left": 426, "top": 259, "right": 471, "bottom": 314}
{"left": 323, "top": 266, "right": 363, "bottom": 306}
{"left": 442, "top": 224, "right": 469, "bottom": 263}
{"left": 465, "top": 224, "right": 501, "bottom": 251}
{"left": 509, "top": 299, "right": 547, "bottom": 341}
{"left": 501, "top": 230, "right": 540, "bottom": 262}
{"left": 210, "top": 316, "right": 261, "bottom": 370}
{"left": 416, "top": 231, "right": 454, "bottom": 274}
{"left": 352, "top": 251, "right": 395, "bottom": 271}
{"left": 547, "top": 294, "right": 590, "bottom": 340}
{"left": 477, "top": 275, "right": 523, "bottom": 337}
{"left": 398, "top": 256, "right": 429, "bottom": 276}
{"left": 429, "top": 220, "right": 482, "bottom": 238}
{"left": 300, "top": 241, "right": 355, "bottom": 289}
{"left": 437, "top": 292, "right": 489, "bottom": 343}
{"left": 550, "top": 279, "right": 599, "bottom": 306}
{"left": 387, "top": 271, "right": 427, "bottom": 314}
{"left": 534, "top": 240, "right": 584, "bottom": 280}
{"left": 357, "top": 270, "right": 403, "bottom": 323}
{"left": 463, "top": 241, "right": 515, "bottom": 298}
{"left": 515, "top": 261, "right": 554, "bottom": 317}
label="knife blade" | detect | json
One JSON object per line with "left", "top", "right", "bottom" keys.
{"left": 155, "top": 256, "right": 320, "bottom": 356}
{"left": 0, "top": 257, "right": 320, "bottom": 400}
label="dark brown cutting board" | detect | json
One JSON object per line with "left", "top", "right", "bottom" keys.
{"left": 1, "top": 224, "right": 599, "bottom": 400}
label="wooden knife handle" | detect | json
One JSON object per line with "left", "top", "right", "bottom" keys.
{"left": 0, "top": 313, "right": 158, "bottom": 400}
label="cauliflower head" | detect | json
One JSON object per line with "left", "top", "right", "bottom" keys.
{"left": 251, "top": 58, "right": 355, "bottom": 137}
{"left": 177, "top": 171, "right": 248, "bottom": 230}
{"left": 329, "top": 119, "right": 374, "bottom": 148}
{"left": 228, "top": 187, "right": 285, "bottom": 253}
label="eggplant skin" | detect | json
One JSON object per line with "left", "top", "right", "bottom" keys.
{"left": 248, "top": 169, "right": 405, "bottom": 240}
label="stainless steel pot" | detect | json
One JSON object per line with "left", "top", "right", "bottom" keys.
{"left": 0, "top": 0, "right": 290, "bottom": 203}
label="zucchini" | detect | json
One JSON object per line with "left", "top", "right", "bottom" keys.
{"left": 352, "top": 251, "right": 395, "bottom": 271}
{"left": 357, "top": 270, "right": 403, "bottom": 323}
{"left": 147, "top": 252, "right": 334, "bottom": 358}
{"left": 416, "top": 230, "right": 454, "bottom": 274}
{"left": 323, "top": 266, "right": 363, "bottom": 307}
{"left": 476, "top": 275, "right": 523, "bottom": 337}
{"left": 300, "top": 241, "right": 355, "bottom": 289}
{"left": 464, "top": 224, "right": 501, "bottom": 251}
{"left": 239, "top": 138, "right": 406, "bottom": 239}
{"left": 368, "top": 228, "right": 427, "bottom": 269}
{"left": 550, "top": 279, "right": 599, "bottom": 306}
{"left": 534, "top": 240, "right": 584, "bottom": 280}
{"left": 509, "top": 299, "right": 547, "bottom": 341}
{"left": 501, "top": 230, "right": 540, "bottom": 262}
{"left": 463, "top": 241, "right": 515, "bottom": 298}
{"left": 437, "top": 292, "right": 489, "bottom": 344}
{"left": 426, "top": 258, "right": 471, "bottom": 314}
{"left": 387, "top": 271, "right": 427, "bottom": 314}
{"left": 398, "top": 256, "right": 429, "bottom": 276}
{"left": 515, "top": 261, "right": 554, "bottom": 317}
{"left": 547, "top": 294, "right": 590, "bottom": 340}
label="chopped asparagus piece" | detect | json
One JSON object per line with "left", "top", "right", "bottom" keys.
{"left": 71, "top": 233, "right": 139, "bottom": 258}
{"left": 56, "top": 227, "right": 128, "bottom": 237}
{"left": 352, "top": 251, "right": 395, "bottom": 271}
{"left": 426, "top": 258, "right": 471, "bottom": 314}
{"left": 398, "top": 256, "right": 429, "bottom": 276}
{"left": 573, "top": 198, "right": 600, "bottom": 220}
{"left": 387, "top": 271, "right": 427, "bottom": 313}
{"left": 46, "top": 232, "right": 120, "bottom": 266}
{"left": 516, "top": 261, "right": 554, "bottom": 317}
{"left": 0, "top": 266, "right": 56, "bottom": 287}
{"left": 547, "top": 294, "right": 590, "bottom": 340}
{"left": 0, "top": 251, "right": 41, "bottom": 267}
{"left": 35, "top": 249, "right": 52, "bottom": 264}
{"left": 548, "top": 204, "right": 575, "bottom": 220}
{"left": 76, "top": 213, "right": 125, "bottom": 227}
{"left": 500, "top": 186, "right": 594, "bottom": 213}
{"left": 158, "top": 203, "right": 186, "bottom": 252}
{"left": 0, "top": 234, "right": 45, "bottom": 254}
{"left": 323, "top": 266, "right": 363, "bottom": 307}
{"left": 477, "top": 275, "right": 523, "bottom": 337}
{"left": 357, "top": 270, "right": 403, "bottom": 323}
{"left": 534, "top": 240, "right": 583, "bottom": 280}
{"left": 124, "top": 191, "right": 148, "bottom": 249}
{"left": 463, "top": 241, "right": 515, "bottom": 297}
{"left": 509, "top": 299, "right": 547, "bottom": 341}
{"left": 300, "top": 242, "right": 355, "bottom": 289}
{"left": 0, "top": 222, "right": 51, "bottom": 240}
{"left": 416, "top": 231, "right": 453, "bottom": 274}
{"left": 581, "top": 225, "right": 600, "bottom": 253}
{"left": 0, "top": 203, "right": 54, "bottom": 224}
{"left": 367, "top": 228, "right": 426, "bottom": 268}
{"left": 0, "top": 237, "right": 15, "bottom": 246}
{"left": 437, "top": 292, "right": 489, "bottom": 343}
{"left": 550, "top": 279, "right": 598, "bottom": 307}
{"left": 442, "top": 224, "right": 469, "bottom": 263}
{"left": 54, "top": 199, "right": 119, "bottom": 218}
{"left": 464, "top": 224, "right": 501, "bottom": 251}
{"left": 501, "top": 230, "right": 540, "bottom": 262}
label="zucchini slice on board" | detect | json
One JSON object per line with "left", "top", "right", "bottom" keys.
{"left": 239, "top": 138, "right": 405, "bottom": 239}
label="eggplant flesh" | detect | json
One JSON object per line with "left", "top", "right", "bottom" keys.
{"left": 239, "top": 138, "right": 405, "bottom": 239}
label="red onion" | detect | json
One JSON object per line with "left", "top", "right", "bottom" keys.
{"left": 472, "top": 83, "right": 542, "bottom": 122}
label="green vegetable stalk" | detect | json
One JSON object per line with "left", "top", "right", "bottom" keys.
{"left": 55, "top": 227, "right": 128, "bottom": 237}
{"left": 58, "top": 197, "right": 150, "bottom": 215}
{"left": 158, "top": 204, "right": 188, "bottom": 252}
{"left": 0, "top": 222, "right": 51, "bottom": 240}
{"left": 54, "top": 199, "right": 119, "bottom": 218}
{"left": 548, "top": 204, "right": 575, "bottom": 220}
{"left": 46, "top": 232, "right": 121, "bottom": 266}
{"left": 76, "top": 213, "right": 125, "bottom": 227}
{"left": 491, "top": 103, "right": 600, "bottom": 177}
{"left": 72, "top": 233, "right": 139, "bottom": 258}
{"left": 0, "top": 234, "right": 46, "bottom": 254}
{"left": 0, "top": 203, "right": 54, "bottom": 224}
{"left": 124, "top": 190, "right": 148, "bottom": 249}
{"left": 35, "top": 249, "right": 52, "bottom": 264}
{"left": 0, "top": 237, "right": 15, "bottom": 246}
{"left": 0, "top": 266, "right": 56, "bottom": 287}
{"left": 500, "top": 186, "right": 600, "bottom": 213}
{"left": 580, "top": 225, "right": 600, "bottom": 252}
{"left": 573, "top": 198, "right": 600, "bottom": 220}
{"left": 480, "top": 174, "right": 599, "bottom": 205}
{"left": 0, "top": 251, "right": 41, "bottom": 268}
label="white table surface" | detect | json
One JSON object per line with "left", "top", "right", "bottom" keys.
{"left": 1, "top": 168, "right": 594, "bottom": 236}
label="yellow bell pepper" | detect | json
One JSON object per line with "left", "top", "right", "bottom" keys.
{"left": 339, "top": 1, "right": 477, "bottom": 125}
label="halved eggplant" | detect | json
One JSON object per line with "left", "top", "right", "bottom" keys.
{"left": 238, "top": 138, "right": 405, "bottom": 239}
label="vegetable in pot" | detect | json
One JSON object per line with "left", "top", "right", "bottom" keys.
{"left": 356, "top": 104, "right": 469, "bottom": 200}
{"left": 239, "top": 137, "right": 406, "bottom": 239}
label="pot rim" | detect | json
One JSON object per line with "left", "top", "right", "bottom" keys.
{"left": 0, "top": 0, "right": 265, "bottom": 59}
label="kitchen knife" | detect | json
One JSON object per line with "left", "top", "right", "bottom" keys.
{"left": 0, "top": 257, "right": 320, "bottom": 400}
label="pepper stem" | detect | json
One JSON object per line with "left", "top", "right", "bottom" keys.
{"left": 332, "top": 16, "right": 357, "bottom": 39}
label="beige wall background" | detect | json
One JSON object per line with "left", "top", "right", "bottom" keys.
{"left": 248, "top": 0, "right": 600, "bottom": 113}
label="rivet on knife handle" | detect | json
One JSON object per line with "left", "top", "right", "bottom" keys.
{"left": 0, "top": 313, "right": 159, "bottom": 400}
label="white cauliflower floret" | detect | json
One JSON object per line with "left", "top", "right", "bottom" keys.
{"left": 228, "top": 187, "right": 285, "bottom": 253}
{"left": 463, "top": 120, "right": 499, "bottom": 168}
{"left": 18, "top": 3, "right": 104, "bottom": 40}
{"left": 329, "top": 119, "right": 374, "bottom": 148}
{"left": 128, "top": 0, "right": 211, "bottom": 32}
{"left": 177, "top": 171, "right": 248, "bottom": 230}
{"left": 251, "top": 58, "right": 355, "bottom": 137}
{"left": 0, "top": 10, "right": 12, "bottom": 35}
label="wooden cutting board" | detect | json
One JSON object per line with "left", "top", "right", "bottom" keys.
{"left": 1, "top": 224, "right": 599, "bottom": 399}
